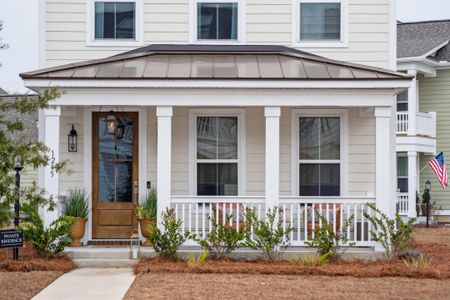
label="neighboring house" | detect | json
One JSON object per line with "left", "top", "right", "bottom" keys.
{"left": 20, "top": 0, "right": 410, "bottom": 248}
{"left": 397, "top": 20, "right": 450, "bottom": 220}
{"left": 0, "top": 89, "right": 39, "bottom": 188}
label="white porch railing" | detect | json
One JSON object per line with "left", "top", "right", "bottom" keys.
{"left": 396, "top": 112, "right": 408, "bottom": 134}
{"left": 396, "top": 192, "right": 408, "bottom": 216}
{"left": 396, "top": 111, "right": 436, "bottom": 137}
{"left": 170, "top": 196, "right": 376, "bottom": 247}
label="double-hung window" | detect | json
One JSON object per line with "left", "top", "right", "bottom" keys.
{"left": 293, "top": 0, "right": 347, "bottom": 47}
{"left": 195, "top": 115, "right": 240, "bottom": 196}
{"left": 89, "top": 0, "right": 141, "bottom": 46}
{"left": 396, "top": 91, "right": 409, "bottom": 112}
{"left": 397, "top": 154, "right": 408, "bottom": 193}
{"left": 192, "top": 1, "right": 243, "bottom": 43}
{"left": 297, "top": 115, "right": 343, "bottom": 196}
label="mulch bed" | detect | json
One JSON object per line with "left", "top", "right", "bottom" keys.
{"left": 0, "top": 271, "right": 63, "bottom": 300}
{"left": 0, "top": 242, "right": 76, "bottom": 272}
{"left": 134, "top": 227, "right": 450, "bottom": 279}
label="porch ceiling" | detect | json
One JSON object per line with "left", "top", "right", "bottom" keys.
{"left": 21, "top": 45, "right": 411, "bottom": 81}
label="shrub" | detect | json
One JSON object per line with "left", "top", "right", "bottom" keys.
{"left": 62, "top": 188, "right": 90, "bottom": 218}
{"left": 19, "top": 204, "right": 73, "bottom": 258}
{"left": 137, "top": 188, "right": 157, "bottom": 221}
{"left": 186, "top": 250, "right": 208, "bottom": 268}
{"left": 363, "top": 203, "right": 415, "bottom": 263}
{"left": 196, "top": 213, "right": 249, "bottom": 260}
{"left": 289, "top": 252, "right": 331, "bottom": 267}
{"left": 245, "top": 207, "right": 292, "bottom": 261}
{"left": 151, "top": 208, "right": 190, "bottom": 261}
{"left": 305, "top": 211, "right": 354, "bottom": 260}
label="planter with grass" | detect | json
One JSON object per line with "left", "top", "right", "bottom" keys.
{"left": 137, "top": 188, "right": 157, "bottom": 247}
{"left": 62, "top": 188, "right": 90, "bottom": 247}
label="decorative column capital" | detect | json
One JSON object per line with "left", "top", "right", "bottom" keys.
{"left": 264, "top": 106, "right": 281, "bottom": 118}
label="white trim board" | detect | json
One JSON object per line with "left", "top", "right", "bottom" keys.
{"left": 24, "top": 79, "right": 411, "bottom": 90}
{"left": 41, "top": 90, "right": 397, "bottom": 108}
{"left": 290, "top": 109, "right": 349, "bottom": 196}
{"left": 81, "top": 106, "right": 147, "bottom": 241}
{"left": 188, "top": 108, "right": 246, "bottom": 196}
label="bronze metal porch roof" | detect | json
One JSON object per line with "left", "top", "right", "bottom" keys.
{"left": 20, "top": 45, "right": 411, "bottom": 81}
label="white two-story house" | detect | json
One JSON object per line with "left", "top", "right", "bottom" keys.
{"left": 21, "top": 0, "right": 410, "bottom": 248}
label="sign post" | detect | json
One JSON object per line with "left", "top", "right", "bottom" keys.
{"left": 13, "top": 154, "right": 23, "bottom": 260}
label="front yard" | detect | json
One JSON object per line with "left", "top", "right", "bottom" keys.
{"left": 0, "top": 271, "right": 62, "bottom": 300}
{"left": 126, "top": 226, "right": 450, "bottom": 299}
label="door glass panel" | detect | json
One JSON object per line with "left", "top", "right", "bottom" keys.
{"left": 98, "top": 115, "right": 134, "bottom": 203}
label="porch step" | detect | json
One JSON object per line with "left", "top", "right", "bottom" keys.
{"left": 73, "top": 258, "right": 137, "bottom": 268}
{"left": 65, "top": 247, "right": 157, "bottom": 260}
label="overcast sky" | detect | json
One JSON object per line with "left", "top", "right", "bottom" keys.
{"left": 397, "top": 0, "right": 450, "bottom": 22}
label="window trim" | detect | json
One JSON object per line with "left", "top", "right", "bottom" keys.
{"left": 189, "top": 0, "right": 246, "bottom": 44}
{"left": 291, "top": 0, "right": 349, "bottom": 48}
{"left": 189, "top": 109, "right": 246, "bottom": 196}
{"left": 291, "top": 109, "right": 348, "bottom": 196}
{"left": 86, "top": 0, "right": 143, "bottom": 47}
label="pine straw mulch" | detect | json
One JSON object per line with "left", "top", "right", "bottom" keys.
{"left": 0, "top": 271, "right": 63, "bottom": 300}
{"left": 0, "top": 242, "right": 76, "bottom": 272}
{"left": 134, "top": 227, "right": 450, "bottom": 279}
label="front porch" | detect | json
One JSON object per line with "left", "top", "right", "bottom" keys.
{"left": 20, "top": 45, "right": 411, "bottom": 250}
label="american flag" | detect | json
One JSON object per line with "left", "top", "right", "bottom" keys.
{"left": 428, "top": 152, "right": 448, "bottom": 188}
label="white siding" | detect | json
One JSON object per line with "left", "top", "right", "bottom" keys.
{"left": 45, "top": 0, "right": 391, "bottom": 68}
{"left": 59, "top": 107, "right": 375, "bottom": 197}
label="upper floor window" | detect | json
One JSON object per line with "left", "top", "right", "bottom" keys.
{"left": 293, "top": 0, "right": 348, "bottom": 48}
{"left": 191, "top": 0, "right": 244, "bottom": 43}
{"left": 397, "top": 91, "right": 409, "bottom": 112}
{"left": 95, "top": 2, "right": 135, "bottom": 39}
{"left": 88, "top": 0, "right": 142, "bottom": 46}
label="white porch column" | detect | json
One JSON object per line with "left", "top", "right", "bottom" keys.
{"left": 407, "top": 151, "right": 418, "bottom": 218}
{"left": 156, "top": 106, "right": 173, "bottom": 227}
{"left": 265, "top": 107, "right": 280, "bottom": 210}
{"left": 407, "top": 69, "right": 417, "bottom": 136}
{"left": 43, "top": 106, "right": 61, "bottom": 228}
{"left": 375, "top": 106, "right": 396, "bottom": 219}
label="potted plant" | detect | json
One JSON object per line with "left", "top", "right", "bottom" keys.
{"left": 137, "top": 188, "right": 157, "bottom": 247}
{"left": 62, "top": 188, "right": 90, "bottom": 247}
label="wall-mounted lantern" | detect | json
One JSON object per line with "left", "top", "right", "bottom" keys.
{"left": 68, "top": 125, "right": 78, "bottom": 152}
{"left": 105, "top": 111, "right": 118, "bottom": 135}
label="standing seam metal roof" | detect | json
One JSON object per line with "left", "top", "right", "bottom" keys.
{"left": 21, "top": 45, "right": 411, "bottom": 80}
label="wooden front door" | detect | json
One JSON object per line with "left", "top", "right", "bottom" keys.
{"left": 92, "top": 112, "right": 138, "bottom": 239}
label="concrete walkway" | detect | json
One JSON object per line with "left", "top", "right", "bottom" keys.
{"left": 32, "top": 268, "right": 135, "bottom": 300}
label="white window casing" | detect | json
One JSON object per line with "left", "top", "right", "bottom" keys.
{"left": 292, "top": 0, "right": 348, "bottom": 48}
{"left": 291, "top": 109, "right": 348, "bottom": 196}
{"left": 86, "top": 0, "right": 143, "bottom": 47}
{"left": 189, "top": 0, "right": 246, "bottom": 44}
{"left": 189, "top": 108, "right": 246, "bottom": 196}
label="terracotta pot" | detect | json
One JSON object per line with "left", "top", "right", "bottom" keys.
{"left": 139, "top": 218, "right": 156, "bottom": 247}
{"left": 68, "top": 217, "right": 87, "bottom": 247}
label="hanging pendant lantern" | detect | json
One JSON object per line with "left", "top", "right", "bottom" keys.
{"left": 105, "top": 111, "right": 118, "bottom": 135}
{"left": 68, "top": 124, "right": 78, "bottom": 152}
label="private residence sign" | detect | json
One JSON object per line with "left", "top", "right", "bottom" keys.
{"left": 0, "top": 230, "right": 23, "bottom": 248}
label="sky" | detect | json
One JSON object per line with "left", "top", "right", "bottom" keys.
{"left": 397, "top": 0, "right": 450, "bottom": 22}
